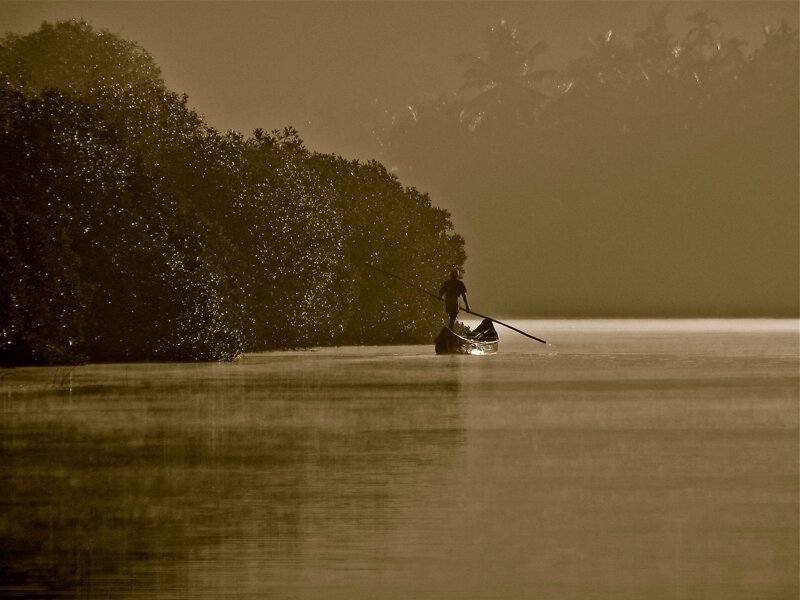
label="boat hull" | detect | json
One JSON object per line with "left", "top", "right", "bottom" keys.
{"left": 434, "top": 319, "right": 499, "bottom": 355}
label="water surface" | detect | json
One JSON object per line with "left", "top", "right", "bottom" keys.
{"left": 2, "top": 320, "right": 798, "bottom": 599}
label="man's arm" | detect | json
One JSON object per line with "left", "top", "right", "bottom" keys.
{"left": 461, "top": 292, "right": 470, "bottom": 312}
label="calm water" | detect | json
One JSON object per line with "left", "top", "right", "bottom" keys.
{"left": 1, "top": 320, "right": 798, "bottom": 599}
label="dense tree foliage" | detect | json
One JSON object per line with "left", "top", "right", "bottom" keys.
{"left": 383, "top": 11, "right": 799, "bottom": 316}
{"left": 0, "top": 20, "right": 465, "bottom": 365}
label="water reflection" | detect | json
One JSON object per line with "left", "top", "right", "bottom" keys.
{"left": 1, "top": 324, "right": 797, "bottom": 599}
{"left": 1, "top": 349, "right": 466, "bottom": 599}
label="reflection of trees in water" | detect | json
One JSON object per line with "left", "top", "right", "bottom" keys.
{"left": 0, "top": 360, "right": 464, "bottom": 597}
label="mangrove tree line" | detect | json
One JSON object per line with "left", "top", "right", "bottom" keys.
{"left": 0, "top": 20, "right": 466, "bottom": 365}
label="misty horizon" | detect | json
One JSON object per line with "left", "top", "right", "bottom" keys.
{"left": 3, "top": 2, "right": 797, "bottom": 157}
{"left": 1, "top": 1, "right": 798, "bottom": 348}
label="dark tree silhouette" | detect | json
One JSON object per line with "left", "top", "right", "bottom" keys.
{"left": 0, "top": 21, "right": 466, "bottom": 365}
{"left": 0, "top": 19, "right": 164, "bottom": 96}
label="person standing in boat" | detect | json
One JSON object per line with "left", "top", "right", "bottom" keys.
{"left": 439, "top": 270, "right": 470, "bottom": 329}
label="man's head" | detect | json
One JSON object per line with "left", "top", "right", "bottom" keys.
{"left": 450, "top": 269, "right": 458, "bottom": 280}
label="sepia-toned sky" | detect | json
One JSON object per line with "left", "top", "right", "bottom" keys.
{"left": 2, "top": 1, "right": 796, "bottom": 158}
{"left": 2, "top": 1, "right": 798, "bottom": 316}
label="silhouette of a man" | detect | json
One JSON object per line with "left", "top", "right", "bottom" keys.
{"left": 439, "top": 270, "right": 470, "bottom": 329}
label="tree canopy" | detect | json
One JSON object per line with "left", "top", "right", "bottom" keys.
{"left": 0, "top": 20, "right": 465, "bottom": 365}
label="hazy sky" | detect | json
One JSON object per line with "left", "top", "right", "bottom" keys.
{"left": 2, "top": 1, "right": 797, "bottom": 316}
{"left": 2, "top": 1, "right": 797, "bottom": 159}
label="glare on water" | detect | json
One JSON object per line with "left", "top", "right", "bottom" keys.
{"left": 1, "top": 320, "right": 797, "bottom": 599}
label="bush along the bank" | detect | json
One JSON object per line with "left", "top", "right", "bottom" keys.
{"left": 0, "top": 20, "right": 465, "bottom": 365}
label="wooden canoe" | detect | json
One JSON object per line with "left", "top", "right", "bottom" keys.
{"left": 434, "top": 318, "right": 499, "bottom": 355}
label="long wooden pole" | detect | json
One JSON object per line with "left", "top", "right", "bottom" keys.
{"left": 461, "top": 307, "right": 546, "bottom": 344}
{"left": 363, "top": 262, "right": 547, "bottom": 344}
